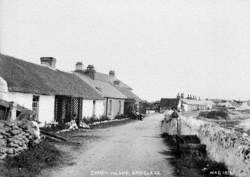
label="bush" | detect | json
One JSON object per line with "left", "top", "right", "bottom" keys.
{"left": 99, "top": 115, "right": 110, "bottom": 122}
{"left": 114, "top": 114, "right": 127, "bottom": 120}
{"left": 82, "top": 116, "right": 100, "bottom": 124}
{"left": 2, "top": 141, "right": 61, "bottom": 177}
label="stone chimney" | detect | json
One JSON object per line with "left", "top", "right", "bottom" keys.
{"left": 113, "top": 80, "right": 120, "bottom": 86}
{"left": 75, "top": 62, "right": 83, "bottom": 71}
{"left": 109, "top": 70, "right": 115, "bottom": 83}
{"left": 85, "top": 65, "right": 96, "bottom": 79}
{"left": 40, "top": 57, "right": 56, "bottom": 68}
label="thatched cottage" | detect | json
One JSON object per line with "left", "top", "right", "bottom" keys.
{"left": 0, "top": 54, "right": 103, "bottom": 126}
{"left": 74, "top": 62, "right": 142, "bottom": 118}
{"left": 74, "top": 63, "right": 127, "bottom": 119}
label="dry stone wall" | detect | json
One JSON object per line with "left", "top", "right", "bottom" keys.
{"left": 0, "top": 120, "right": 40, "bottom": 159}
{"left": 198, "top": 124, "right": 250, "bottom": 177}
{"left": 161, "top": 115, "right": 250, "bottom": 177}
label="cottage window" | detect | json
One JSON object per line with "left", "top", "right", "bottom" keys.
{"left": 32, "top": 95, "right": 40, "bottom": 120}
{"left": 108, "top": 100, "right": 112, "bottom": 115}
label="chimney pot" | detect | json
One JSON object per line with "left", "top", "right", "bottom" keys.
{"left": 75, "top": 62, "right": 83, "bottom": 71}
{"left": 113, "top": 80, "right": 120, "bottom": 86}
{"left": 85, "top": 65, "right": 96, "bottom": 79}
{"left": 109, "top": 70, "right": 115, "bottom": 77}
{"left": 109, "top": 70, "right": 115, "bottom": 83}
{"left": 40, "top": 57, "right": 56, "bottom": 68}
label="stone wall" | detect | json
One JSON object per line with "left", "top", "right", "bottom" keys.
{"left": 0, "top": 120, "right": 40, "bottom": 159}
{"left": 198, "top": 123, "right": 250, "bottom": 177}
{"left": 161, "top": 115, "right": 250, "bottom": 177}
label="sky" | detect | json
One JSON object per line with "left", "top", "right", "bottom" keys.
{"left": 0, "top": 0, "right": 250, "bottom": 101}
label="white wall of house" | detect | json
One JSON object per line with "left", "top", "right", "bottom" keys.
{"left": 8, "top": 92, "right": 33, "bottom": 110}
{"left": 82, "top": 99, "right": 105, "bottom": 119}
{"left": 8, "top": 92, "right": 55, "bottom": 126}
{"left": 95, "top": 100, "right": 105, "bottom": 118}
{"left": 82, "top": 100, "right": 94, "bottom": 119}
{"left": 105, "top": 98, "right": 125, "bottom": 119}
{"left": 39, "top": 95, "right": 55, "bottom": 126}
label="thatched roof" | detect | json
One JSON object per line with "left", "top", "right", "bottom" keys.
{"left": 74, "top": 71, "right": 126, "bottom": 99}
{"left": 95, "top": 72, "right": 132, "bottom": 90}
{"left": 0, "top": 54, "right": 103, "bottom": 99}
{"left": 115, "top": 86, "right": 142, "bottom": 102}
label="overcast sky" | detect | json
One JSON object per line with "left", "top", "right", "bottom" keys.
{"left": 0, "top": 0, "right": 250, "bottom": 101}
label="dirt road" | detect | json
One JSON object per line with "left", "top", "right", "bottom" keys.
{"left": 45, "top": 114, "right": 174, "bottom": 177}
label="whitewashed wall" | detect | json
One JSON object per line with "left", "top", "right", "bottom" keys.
{"left": 95, "top": 100, "right": 105, "bottom": 118}
{"left": 39, "top": 95, "right": 55, "bottom": 126}
{"left": 82, "top": 99, "right": 105, "bottom": 119}
{"left": 82, "top": 100, "right": 94, "bottom": 119}
{"left": 106, "top": 98, "right": 125, "bottom": 119}
{"left": 8, "top": 92, "right": 33, "bottom": 110}
{"left": 8, "top": 92, "right": 55, "bottom": 126}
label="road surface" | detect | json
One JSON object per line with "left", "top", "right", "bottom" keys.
{"left": 46, "top": 114, "right": 174, "bottom": 177}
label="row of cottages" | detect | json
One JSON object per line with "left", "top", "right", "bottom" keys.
{"left": 0, "top": 54, "right": 104, "bottom": 126}
{"left": 181, "top": 99, "right": 214, "bottom": 112}
{"left": 73, "top": 62, "right": 142, "bottom": 119}
{"left": 0, "top": 54, "right": 142, "bottom": 125}
{"left": 91, "top": 69, "right": 142, "bottom": 114}
{"left": 74, "top": 64, "right": 126, "bottom": 119}
{"left": 159, "top": 97, "right": 213, "bottom": 112}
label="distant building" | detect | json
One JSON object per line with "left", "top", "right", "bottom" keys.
{"left": 159, "top": 98, "right": 181, "bottom": 112}
{"left": 181, "top": 99, "right": 213, "bottom": 112}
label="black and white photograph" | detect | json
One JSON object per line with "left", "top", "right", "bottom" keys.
{"left": 0, "top": 0, "right": 250, "bottom": 177}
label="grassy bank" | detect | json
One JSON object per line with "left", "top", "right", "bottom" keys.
{"left": 161, "top": 133, "right": 235, "bottom": 177}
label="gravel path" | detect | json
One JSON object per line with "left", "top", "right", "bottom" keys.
{"left": 45, "top": 114, "right": 174, "bottom": 177}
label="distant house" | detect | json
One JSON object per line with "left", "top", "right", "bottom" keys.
{"left": 0, "top": 54, "right": 103, "bottom": 126}
{"left": 114, "top": 85, "right": 142, "bottom": 114}
{"left": 181, "top": 99, "right": 213, "bottom": 112}
{"left": 159, "top": 98, "right": 181, "bottom": 112}
{"left": 74, "top": 63, "right": 127, "bottom": 119}
{"left": 95, "top": 70, "right": 142, "bottom": 114}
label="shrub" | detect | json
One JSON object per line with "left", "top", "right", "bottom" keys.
{"left": 82, "top": 116, "right": 100, "bottom": 124}
{"left": 99, "top": 115, "right": 110, "bottom": 122}
{"left": 114, "top": 114, "right": 127, "bottom": 120}
{"left": 2, "top": 141, "right": 61, "bottom": 177}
